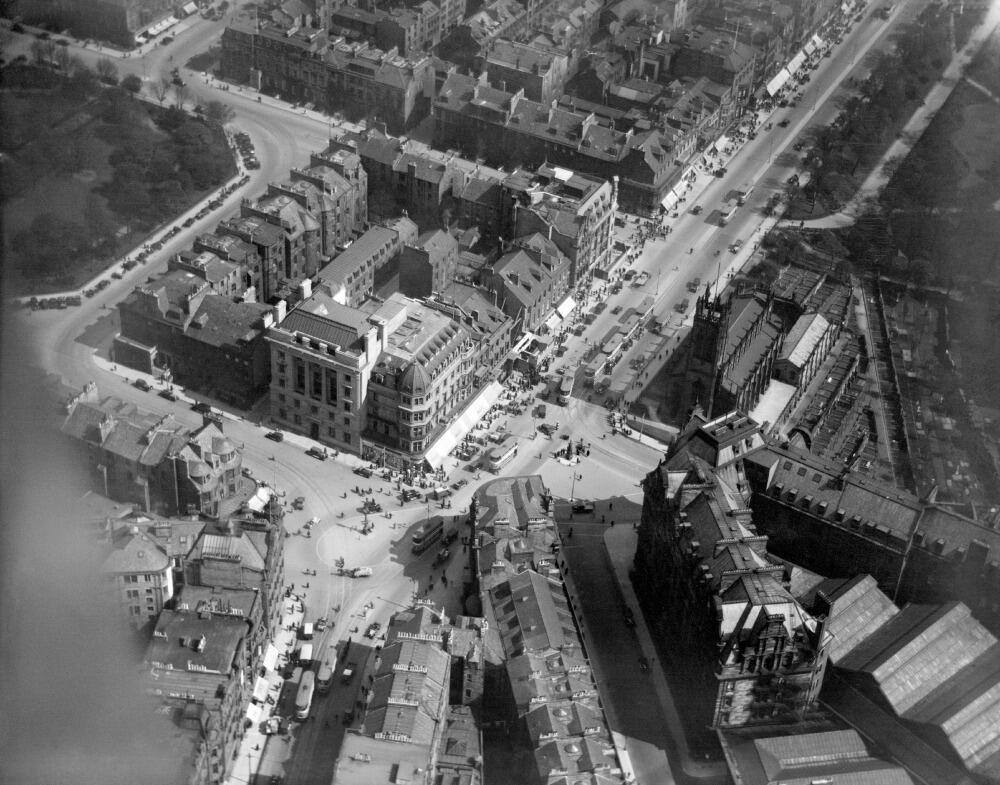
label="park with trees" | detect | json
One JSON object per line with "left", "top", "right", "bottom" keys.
{"left": 1, "top": 58, "right": 236, "bottom": 294}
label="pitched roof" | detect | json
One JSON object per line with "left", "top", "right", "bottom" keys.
{"left": 489, "top": 569, "right": 578, "bottom": 656}
{"left": 812, "top": 575, "right": 900, "bottom": 664}
{"left": 102, "top": 532, "right": 171, "bottom": 575}
{"left": 779, "top": 312, "right": 830, "bottom": 369}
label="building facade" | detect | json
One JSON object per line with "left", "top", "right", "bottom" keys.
{"left": 113, "top": 271, "right": 273, "bottom": 408}
{"left": 144, "top": 611, "right": 250, "bottom": 785}
{"left": 489, "top": 233, "right": 572, "bottom": 333}
{"left": 62, "top": 395, "right": 245, "bottom": 518}
{"left": 634, "top": 413, "right": 830, "bottom": 728}
{"left": 221, "top": 21, "right": 433, "bottom": 132}
{"left": 102, "top": 530, "right": 174, "bottom": 628}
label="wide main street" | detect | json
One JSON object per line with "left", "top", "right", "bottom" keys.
{"left": 2, "top": 2, "right": 944, "bottom": 783}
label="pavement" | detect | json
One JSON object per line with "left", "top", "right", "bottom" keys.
{"left": 554, "top": 501, "right": 730, "bottom": 785}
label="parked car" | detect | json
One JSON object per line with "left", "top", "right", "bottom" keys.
{"left": 730, "top": 240, "right": 743, "bottom": 253}
{"left": 778, "top": 119, "right": 790, "bottom": 127}
{"left": 158, "top": 389, "right": 178, "bottom": 402}
{"left": 265, "top": 430, "right": 284, "bottom": 442}
{"left": 364, "top": 622, "right": 381, "bottom": 639}
{"left": 354, "top": 466, "right": 373, "bottom": 478}
{"left": 690, "top": 204, "right": 703, "bottom": 215}
{"left": 133, "top": 379, "right": 152, "bottom": 392}
{"left": 292, "top": 496, "right": 305, "bottom": 510}
{"left": 306, "top": 446, "right": 328, "bottom": 461}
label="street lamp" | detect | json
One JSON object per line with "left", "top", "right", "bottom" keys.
{"left": 569, "top": 471, "right": 583, "bottom": 503}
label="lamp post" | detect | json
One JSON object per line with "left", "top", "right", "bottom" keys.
{"left": 569, "top": 471, "right": 583, "bottom": 503}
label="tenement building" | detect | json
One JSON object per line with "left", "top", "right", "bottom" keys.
{"left": 62, "top": 392, "right": 245, "bottom": 518}
{"left": 221, "top": 20, "right": 433, "bottom": 132}
{"left": 113, "top": 270, "right": 274, "bottom": 408}
{"left": 433, "top": 72, "right": 686, "bottom": 213}
{"left": 144, "top": 610, "right": 251, "bottom": 785}
{"left": 634, "top": 412, "right": 830, "bottom": 728}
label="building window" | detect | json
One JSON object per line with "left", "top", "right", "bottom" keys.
{"left": 311, "top": 366, "right": 323, "bottom": 399}
{"left": 125, "top": 575, "right": 138, "bottom": 584}
{"left": 294, "top": 359, "right": 306, "bottom": 393}
{"left": 279, "top": 408, "right": 288, "bottom": 420}
{"left": 343, "top": 416, "right": 350, "bottom": 426}
{"left": 343, "top": 433, "right": 351, "bottom": 444}
{"left": 126, "top": 590, "right": 140, "bottom": 599}
{"left": 343, "top": 400, "right": 351, "bottom": 412}
{"left": 294, "top": 414, "right": 302, "bottom": 425}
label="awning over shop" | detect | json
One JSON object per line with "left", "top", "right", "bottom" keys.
{"left": 423, "top": 381, "right": 505, "bottom": 469}
{"left": 787, "top": 51, "right": 806, "bottom": 74}
{"left": 134, "top": 34, "right": 148, "bottom": 44}
{"left": 182, "top": 1, "right": 198, "bottom": 14}
{"left": 252, "top": 676, "right": 269, "bottom": 703}
{"left": 660, "top": 190, "right": 679, "bottom": 210}
{"left": 246, "top": 702, "right": 262, "bottom": 723}
{"left": 246, "top": 485, "right": 273, "bottom": 513}
{"left": 263, "top": 643, "right": 279, "bottom": 672}
{"left": 543, "top": 311, "right": 561, "bottom": 333}
{"left": 556, "top": 296, "right": 576, "bottom": 319}
{"left": 766, "top": 68, "right": 792, "bottom": 96}
{"left": 713, "top": 135, "right": 730, "bottom": 152}
{"left": 811, "top": 34, "right": 825, "bottom": 50}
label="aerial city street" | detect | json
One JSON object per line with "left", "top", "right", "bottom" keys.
{"left": 3, "top": 0, "right": 1000, "bottom": 784}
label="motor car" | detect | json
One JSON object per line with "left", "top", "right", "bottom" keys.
{"left": 191, "top": 402, "right": 212, "bottom": 414}
{"left": 265, "top": 430, "right": 284, "bottom": 442}
{"left": 401, "top": 489, "right": 419, "bottom": 502}
{"left": 306, "top": 446, "right": 328, "bottom": 460}
{"left": 354, "top": 466, "right": 373, "bottom": 478}
{"left": 364, "top": 623, "right": 381, "bottom": 639}
{"left": 171, "top": 75, "right": 184, "bottom": 86}
{"left": 246, "top": 159, "right": 261, "bottom": 170}
{"left": 730, "top": 240, "right": 743, "bottom": 253}
{"left": 183, "top": 217, "right": 195, "bottom": 227}
{"left": 611, "top": 305, "right": 623, "bottom": 315}
{"left": 11, "top": 22, "right": 24, "bottom": 32}
{"left": 714, "top": 168, "right": 727, "bottom": 177}
{"left": 690, "top": 204, "right": 703, "bottom": 215}
{"left": 622, "top": 269, "right": 636, "bottom": 281}
{"left": 778, "top": 119, "right": 790, "bottom": 127}
{"left": 292, "top": 496, "right": 305, "bottom": 510}
{"left": 133, "top": 379, "right": 152, "bottom": 392}
{"left": 787, "top": 174, "right": 800, "bottom": 185}
{"left": 158, "top": 389, "right": 178, "bottom": 402}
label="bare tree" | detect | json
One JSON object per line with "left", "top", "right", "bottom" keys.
{"left": 95, "top": 56, "right": 118, "bottom": 84}
{"left": 172, "top": 81, "right": 190, "bottom": 109}
{"left": 152, "top": 77, "right": 170, "bottom": 105}
{"left": 53, "top": 44, "right": 71, "bottom": 72}
{"left": 29, "top": 39, "right": 46, "bottom": 64}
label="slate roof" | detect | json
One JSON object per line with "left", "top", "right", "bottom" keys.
{"left": 812, "top": 575, "right": 900, "bottom": 664}
{"left": 102, "top": 532, "right": 171, "bottom": 575}
{"left": 363, "top": 637, "right": 449, "bottom": 745}
{"left": 779, "top": 313, "right": 830, "bottom": 369}
{"left": 489, "top": 570, "right": 577, "bottom": 656}
{"left": 277, "top": 293, "right": 371, "bottom": 354}
{"left": 740, "top": 729, "right": 915, "bottom": 785}
{"left": 836, "top": 603, "right": 996, "bottom": 717}
{"left": 145, "top": 610, "right": 245, "bottom": 675}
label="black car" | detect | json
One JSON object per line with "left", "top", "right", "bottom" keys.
{"left": 306, "top": 446, "right": 328, "bottom": 460}
{"left": 133, "top": 379, "right": 152, "bottom": 392}
{"left": 354, "top": 466, "right": 373, "bottom": 478}
{"left": 364, "top": 622, "right": 382, "bottom": 639}
{"left": 191, "top": 402, "right": 213, "bottom": 415}
{"left": 265, "top": 430, "right": 284, "bottom": 442}
{"left": 158, "top": 389, "right": 178, "bottom": 402}
{"left": 778, "top": 119, "right": 790, "bottom": 127}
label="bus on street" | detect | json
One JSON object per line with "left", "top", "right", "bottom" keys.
{"left": 317, "top": 645, "right": 337, "bottom": 693}
{"left": 412, "top": 517, "right": 445, "bottom": 554}
{"left": 557, "top": 376, "right": 573, "bottom": 405}
{"left": 488, "top": 436, "right": 519, "bottom": 471}
{"left": 295, "top": 671, "right": 316, "bottom": 719}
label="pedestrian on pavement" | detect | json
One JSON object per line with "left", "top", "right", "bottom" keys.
{"left": 611, "top": 520, "right": 615, "bottom": 527}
